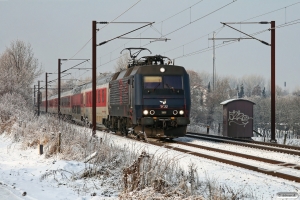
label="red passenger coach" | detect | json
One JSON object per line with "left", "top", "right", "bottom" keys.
{"left": 40, "top": 74, "right": 112, "bottom": 127}
{"left": 84, "top": 88, "right": 107, "bottom": 108}
{"left": 97, "top": 88, "right": 107, "bottom": 107}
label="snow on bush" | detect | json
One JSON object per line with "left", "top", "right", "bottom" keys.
{"left": 0, "top": 92, "right": 256, "bottom": 199}
{"left": 0, "top": 92, "right": 32, "bottom": 134}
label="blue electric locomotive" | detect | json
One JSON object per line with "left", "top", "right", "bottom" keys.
{"left": 105, "top": 48, "right": 191, "bottom": 138}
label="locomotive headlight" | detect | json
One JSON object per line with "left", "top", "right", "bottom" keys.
{"left": 143, "top": 110, "right": 149, "bottom": 115}
{"left": 150, "top": 110, "right": 155, "bottom": 115}
{"left": 173, "top": 110, "right": 178, "bottom": 115}
{"left": 160, "top": 67, "right": 165, "bottom": 73}
{"left": 179, "top": 110, "right": 184, "bottom": 115}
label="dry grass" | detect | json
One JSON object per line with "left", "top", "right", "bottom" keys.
{"left": 0, "top": 96, "right": 256, "bottom": 199}
{"left": 2, "top": 113, "right": 257, "bottom": 199}
{"left": 0, "top": 116, "right": 17, "bottom": 135}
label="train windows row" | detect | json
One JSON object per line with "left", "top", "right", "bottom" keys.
{"left": 86, "top": 88, "right": 106, "bottom": 107}
{"left": 47, "top": 88, "right": 106, "bottom": 107}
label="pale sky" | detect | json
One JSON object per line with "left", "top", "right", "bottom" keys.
{"left": 0, "top": 0, "right": 299, "bottom": 91}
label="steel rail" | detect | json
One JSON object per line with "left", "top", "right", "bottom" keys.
{"left": 89, "top": 128, "right": 300, "bottom": 183}
{"left": 147, "top": 140, "right": 300, "bottom": 183}
{"left": 186, "top": 132, "right": 300, "bottom": 156}
{"left": 173, "top": 140, "right": 300, "bottom": 170}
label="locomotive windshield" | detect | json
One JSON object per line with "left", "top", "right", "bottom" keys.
{"left": 144, "top": 75, "right": 182, "bottom": 89}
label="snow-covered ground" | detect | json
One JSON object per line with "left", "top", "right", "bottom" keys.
{"left": 1, "top": 131, "right": 300, "bottom": 199}
{"left": 0, "top": 134, "right": 118, "bottom": 200}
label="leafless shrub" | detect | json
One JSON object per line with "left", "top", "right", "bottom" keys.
{"left": 40, "top": 169, "right": 72, "bottom": 182}
{"left": 120, "top": 155, "right": 257, "bottom": 200}
{"left": 0, "top": 92, "right": 257, "bottom": 199}
{"left": 120, "top": 151, "right": 205, "bottom": 199}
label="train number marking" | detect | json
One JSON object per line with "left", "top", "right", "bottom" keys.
{"left": 160, "top": 105, "right": 168, "bottom": 108}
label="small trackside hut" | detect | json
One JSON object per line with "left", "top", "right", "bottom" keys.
{"left": 106, "top": 48, "right": 191, "bottom": 138}
{"left": 220, "top": 99, "right": 255, "bottom": 139}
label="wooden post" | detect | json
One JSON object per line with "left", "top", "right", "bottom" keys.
{"left": 283, "top": 133, "right": 287, "bottom": 145}
{"left": 58, "top": 131, "right": 61, "bottom": 153}
{"left": 39, "top": 144, "right": 43, "bottom": 155}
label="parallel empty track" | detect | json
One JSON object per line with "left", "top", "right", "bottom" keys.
{"left": 146, "top": 139, "right": 300, "bottom": 183}
{"left": 186, "top": 132, "right": 300, "bottom": 156}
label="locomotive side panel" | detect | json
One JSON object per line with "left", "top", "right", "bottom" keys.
{"left": 109, "top": 76, "right": 131, "bottom": 118}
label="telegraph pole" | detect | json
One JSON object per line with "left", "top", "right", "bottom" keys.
{"left": 38, "top": 81, "right": 40, "bottom": 116}
{"left": 58, "top": 59, "right": 61, "bottom": 117}
{"left": 45, "top": 73, "right": 48, "bottom": 113}
{"left": 92, "top": 20, "right": 97, "bottom": 135}
{"left": 270, "top": 21, "right": 276, "bottom": 143}
{"left": 34, "top": 85, "right": 36, "bottom": 106}
{"left": 213, "top": 31, "right": 216, "bottom": 91}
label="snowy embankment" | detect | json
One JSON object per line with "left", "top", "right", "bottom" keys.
{"left": 1, "top": 125, "right": 300, "bottom": 199}
{"left": 98, "top": 132, "right": 300, "bottom": 199}
{"left": 0, "top": 134, "right": 117, "bottom": 200}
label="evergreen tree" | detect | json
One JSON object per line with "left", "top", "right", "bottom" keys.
{"left": 238, "top": 84, "right": 244, "bottom": 98}
{"left": 208, "top": 82, "right": 211, "bottom": 93}
{"left": 262, "top": 87, "right": 266, "bottom": 98}
{"left": 236, "top": 85, "right": 239, "bottom": 98}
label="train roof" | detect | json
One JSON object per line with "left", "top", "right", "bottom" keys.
{"left": 73, "top": 73, "right": 113, "bottom": 93}
{"left": 44, "top": 73, "right": 113, "bottom": 101}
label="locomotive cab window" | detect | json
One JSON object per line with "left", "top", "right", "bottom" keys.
{"left": 144, "top": 76, "right": 162, "bottom": 89}
{"left": 143, "top": 76, "right": 182, "bottom": 89}
{"left": 163, "top": 75, "right": 183, "bottom": 89}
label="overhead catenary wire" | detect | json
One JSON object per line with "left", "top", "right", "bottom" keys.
{"left": 161, "top": 26, "right": 224, "bottom": 55}
{"left": 136, "top": 0, "right": 237, "bottom": 50}
{"left": 98, "top": 0, "right": 300, "bottom": 62}
{"left": 173, "top": 19, "right": 300, "bottom": 60}
{"left": 46, "top": 0, "right": 142, "bottom": 76}
{"left": 47, "top": 73, "right": 71, "bottom": 84}
{"left": 61, "top": 60, "right": 89, "bottom": 73}
{"left": 42, "top": 1, "right": 143, "bottom": 96}
{"left": 68, "top": 0, "right": 142, "bottom": 61}
{"left": 161, "top": 0, "right": 237, "bottom": 38}
{"left": 79, "top": 1, "right": 300, "bottom": 75}
{"left": 241, "top": 1, "right": 300, "bottom": 23}
{"left": 97, "top": 0, "right": 206, "bottom": 61}
{"left": 96, "top": 0, "right": 236, "bottom": 69}
{"left": 159, "top": 2, "right": 300, "bottom": 59}
{"left": 161, "top": 0, "right": 205, "bottom": 23}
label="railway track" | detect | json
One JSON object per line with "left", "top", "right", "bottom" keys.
{"left": 103, "top": 131, "right": 300, "bottom": 184}
{"left": 186, "top": 132, "right": 300, "bottom": 156}
{"left": 58, "top": 120, "right": 300, "bottom": 184}
{"left": 144, "top": 138, "right": 300, "bottom": 183}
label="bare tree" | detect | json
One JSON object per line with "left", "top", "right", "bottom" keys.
{"left": 239, "top": 75, "right": 265, "bottom": 97}
{"left": 114, "top": 53, "right": 130, "bottom": 72}
{"left": 187, "top": 70, "right": 207, "bottom": 124}
{"left": 0, "top": 40, "right": 43, "bottom": 103}
{"left": 292, "top": 86, "right": 300, "bottom": 96}
{"left": 198, "top": 70, "right": 211, "bottom": 86}
{"left": 252, "top": 85, "right": 262, "bottom": 96}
